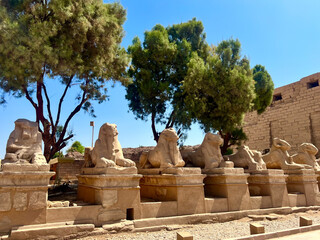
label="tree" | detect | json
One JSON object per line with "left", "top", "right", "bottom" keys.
{"left": 67, "top": 141, "right": 85, "bottom": 154}
{"left": 0, "top": 0, "right": 128, "bottom": 161}
{"left": 183, "top": 39, "right": 274, "bottom": 154}
{"left": 126, "top": 18, "right": 209, "bottom": 142}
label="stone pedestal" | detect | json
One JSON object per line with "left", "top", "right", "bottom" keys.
{"left": 139, "top": 167, "right": 206, "bottom": 215}
{"left": 245, "top": 169, "right": 289, "bottom": 208}
{"left": 77, "top": 167, "right": 142, "bottom": 222}
{"left": 204, "top": 168, "right": 251, "bottom": 211}
{"left": 0, "top": 164, "right": 54, "bottom": 233}
{"left": 284, "top": 169, "right": 320, "bottom": 206}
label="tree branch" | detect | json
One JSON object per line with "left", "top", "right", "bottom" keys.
{"left": 55, "top": 75, "right": 74, "bottom": 128}
{"left": 56, "top": 81, "right": 88, "bottom": 146}
{"left": 165, "top": 110, "right": 175, "bottom": 129}
{"left": 151, "top": 111, "right": 159, "bottom": 142}
{"left": 22, "top": 85, "right": 37, "bottom": 110}
{"left": 42, "top": 83, "right": 54, "bottom": 130}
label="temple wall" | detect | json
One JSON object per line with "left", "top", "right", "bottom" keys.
{"left": 244, "top": 72, "right": 320, "bottom": 156}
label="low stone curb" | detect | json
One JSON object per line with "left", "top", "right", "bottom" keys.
{"left": 133, "top": 206, "right": 320, "bottom": 229}
{"left": 227, "top": 223, "right": 320, "bottom": 240}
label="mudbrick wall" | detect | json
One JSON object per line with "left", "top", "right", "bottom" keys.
{"left": 244, "top": 72, "right": 320, "bottom": 157}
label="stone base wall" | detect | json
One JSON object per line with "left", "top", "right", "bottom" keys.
{"left": 244, "top": 72, "right": 320, "bottom": 156}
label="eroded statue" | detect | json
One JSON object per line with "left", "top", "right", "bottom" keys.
{"left": 2, "top": 119, "right": 47, "bottom": 165}
{"left": 181, "top": 133, "right": 224, "bottom": 170}
{"left": 262, "top": 138, "right": 311, "bottom": 170}
{"left": 227, "top": 145, "right": 267, "bottom": 171}
{"left": 139, "top": 128, "right": 185, "bottom": 169}
{"left": 84, "top": 123, "right": 135, "bottom": 168}
{"left": 292, "top": 143, "right": 320, "bottom": 172}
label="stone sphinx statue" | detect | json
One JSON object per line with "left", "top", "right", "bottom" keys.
{"left": 83, "top": 123, "right": 136, "bottom": 169}
{"left": 262, "top": 138, "right": 311, "bottom": 170}
{"left": 139, "top": 128, "right": 185, "bottom": 169}
{"left": 227, "top": 145, "right": 267, "bottom": 171}
{"left": 2, "top": 119, "right": 47, "bottom": 166}
{"left": 181, "top": 133, "right": 224, "bottom": 170}
{"left": 292, "top": 143, "right": 320, "bottom": 172}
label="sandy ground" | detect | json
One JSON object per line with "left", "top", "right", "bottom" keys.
{"left": 79, "top": 209, "right": 320, "bottom": 240}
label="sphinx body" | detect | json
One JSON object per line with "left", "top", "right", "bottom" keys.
{"left": 227, "top": 145, "right": 266, "bottom": 171}
{"left": 139, "top": 128, "right": 185, "bottom": 169}
{"left": 292, "top": 143, "right": 320, "bottom": 172}
{"left": 262, "top": 138, "right": 311, "bottom": 170}
{"left": 3, "top": 119, "right": 46, "bottom": 165}
{"left": 84, "top": 123, "right": 135, "bottom": 168}
{"left": 181, "top": 133, "right": 224, "bottom": 170}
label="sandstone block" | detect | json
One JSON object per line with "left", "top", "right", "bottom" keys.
{"left": 300, "top": 216, "right": 312, "bottom": 226}
{"left": 28, "top": 191, "right": 47, "bottom": 210}
{"left": 13, "top": 192, "right": 27, "bottom": 211}
{"left": 0, "top": 192, "right": 11, "bottom": 211}
{"left": 177, "top": 231, "right": 193, "bottom": 240}
{"left": 250, "top": 223, "right": 265, "bottom": 235}
{"left": 101, "top": 190, "right": 118, "bottom": 208}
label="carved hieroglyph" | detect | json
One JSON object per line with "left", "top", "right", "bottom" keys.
{"left": 2, "top": 119, "right": 47, "bottom": 165}
{"left": 84, "top": 123, "right": 135, "bottom": 168}
{"left": 181, "top": 133, "right": 224, "bottom": 169}
{"left": 292, "top": 143, "right": 320, "bottom": 172}
{"left": 227, "top": 145, "right": 267, "bottom": 171}
{"left": 139, "top": 128, "right": 185, "bottom": 169}
{"left": 262, "top": 138, "right": 311, "bottom": 170}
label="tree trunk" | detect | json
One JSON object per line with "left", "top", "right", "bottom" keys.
{"left": 151, "top": 112, "right": 159, "bottom": 142}
{"left": 220, "top": 132, "right": 231, "bottom": 155}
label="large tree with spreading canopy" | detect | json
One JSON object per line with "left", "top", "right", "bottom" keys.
{"left": 183, "top": 39, "right": 274, "bottom": 154}
{"left": 125, "top": 18, "right": 209, "bottom": 142}
{"left": 0, "top": 0, "right": 128, "bottom": 161}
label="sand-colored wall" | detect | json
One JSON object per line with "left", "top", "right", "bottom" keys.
{"left": 244, "top": 72, "right": 320, "bottom": 156}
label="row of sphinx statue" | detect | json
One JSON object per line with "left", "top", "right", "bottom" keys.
{"left": 1, "top": 119, "right": 319, "bottom": 174}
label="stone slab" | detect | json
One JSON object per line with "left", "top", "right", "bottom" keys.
{"left": 203, "top": 167, "right": 244, "bottom": 175}
{"left": 138, "top": 167, "right": 201, "bottom": 175}
{"left": 81, "top": 166, "right": 137, "bottom": 175}
{"left": 2, "top": 163, "right": 50, "bottom": 172}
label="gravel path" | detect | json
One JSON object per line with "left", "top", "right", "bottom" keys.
{"left": 81, "top": 210, "right": 320, "bottom": 240}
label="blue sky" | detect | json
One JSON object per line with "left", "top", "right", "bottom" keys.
{"left": 1, "top": 0, "right": 320, "bottom": 158}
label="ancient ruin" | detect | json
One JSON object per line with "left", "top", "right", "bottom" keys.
{"left": 0, "top": 119, "right": 54, "bottom": 233}
{"left": 227, "top": 145, "right": 266, "bottom": 171}
{"left": 262, "top": 138, "right": 311, "bottom": 170}
{"left": 139, "top": 128, "right": 185, "bottom": 169}
{"left": 244, "top": 73, "right": 320, "bottom": 157}
{"left": 181, "top": 133, "right": 225, "bottom": 170}
{"left": 1, "top": 120, "right": 320, "bottom": 238}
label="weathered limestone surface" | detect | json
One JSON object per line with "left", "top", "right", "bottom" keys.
{"left": 262, "top": 138, "right": 311, "bottom": 170}
{"left": 244, "top": 73, "right": 320, "bottom": 157}
{"left": 82, "top": 123, "right": 136, "bottom": 173}
{"left": 246, "top": 169, "right": 289, "bottom": 208}
{"left": 181, "top": 133, "right": 224, "bottom": 170}
{"left": 2, "top": 119, "right": 47, "bottom": 166}
{"left": 139, "top": 168, "right": 206, "bottom": 215}
{"left": 227, "top": 145, "right": 267, "bottom": 171}
{"left": 284, "top": 169, "right": 320, "bottom": 206}
{"left": 0, "top": 119, "right": 53, "bottom": 233}
{"left": 204, "top": 168, "right": 251, "bottom": 211}
{"left": 292, "top": 143, "right": 320, "bottom": 172}
{"left": 77, "top": 123, "right": 141, "bottom": 223}
{"left": 77, "top": 174, "right": 142, "bottom": 222}
{"left": 139, "top": 128, "right": 185, "bottom": 169}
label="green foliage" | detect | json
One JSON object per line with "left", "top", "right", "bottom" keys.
{"left": 184, "top": 39, "right": 255, "bottom": 134}
{"left": 0, "top": 0, "right": 128, "bottom": 160}
{"left": 183, "top": 39, "right": 274, "bottom": 153}
{"left": 67, "top": 141, "right": 85, "bottom": 154}
{"left": 252, "top": 64, "right": 274, "bottom": 114}
{"left": 126, "top": 18, "right": 209, "bottom": 142}
{"left": 52, "top": 151, "right": 64, "bottom": 159}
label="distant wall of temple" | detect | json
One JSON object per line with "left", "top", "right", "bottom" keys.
{"left": 243, "top": 72, "right": 320, "bottom": 156}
